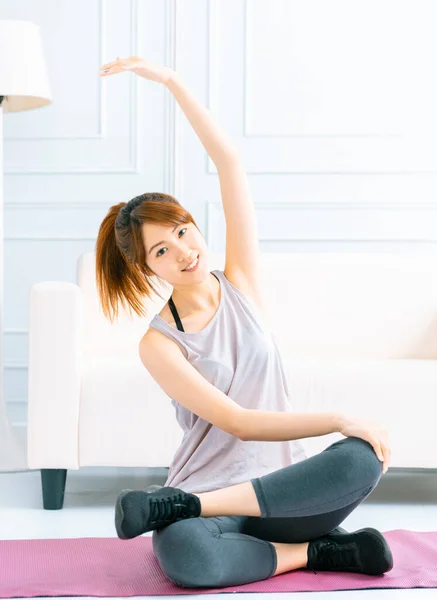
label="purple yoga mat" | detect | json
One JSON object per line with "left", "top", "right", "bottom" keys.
{"left": 0, "top": 530, "right": 436, "bottom": 597}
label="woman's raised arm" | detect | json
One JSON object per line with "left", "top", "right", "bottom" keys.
{"left": 100, "top": 56, "right": 260, "bottom": 283}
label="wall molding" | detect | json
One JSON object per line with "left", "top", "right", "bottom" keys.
{"left": 243, "top": 0, "right": 402, "bottom": 140}
{"left": 163, "top": 0, "right": 178, "bottom": 197}
{"left": 4, "top": 0, "right": 106, "bottom": 143}
{"left": 4, "top": 201, "right": 105, "bottom": 240}
{"left": 5, "top": 0, "right": 139, "bottom": 174}
{"left": 206, "top": 0, "right": 437, "bottom": 175}
{"left": 242, "top": 0, "right": 400, "bottom": 140}
{"left": 207, "top": 200, "right": 437, "bottom": 249}
{"left": 4, "top": 329, "right": 27, "bottom": 335}
{"left": 8, "top": 199, "right": 437, "bottom": 210}
{"left": 207, "top": 0, "right": 219, "bottom": 133}
{"left": 5, "top": 166, "right": 138, "bottom": 175}
{"left": 4, "top": 201, "right": 110, "bottom": 209}
{"left": 5, "top": 397, "right": 27, "bottom": 403}
{"left": 4, "top": 236, "right": 96, "bottom": 241}
{"left": 207, "top": 161, "right": 437, "bottom": 175}
{"left": 208, "top": 200, "right": 437, "bottom": 211}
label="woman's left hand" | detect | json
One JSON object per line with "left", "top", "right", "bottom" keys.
{"left": 100, "top": 56, "right": 173, "bottom": 85}
{"left": 338, "top": 414, "right": 391, "bottom": 474}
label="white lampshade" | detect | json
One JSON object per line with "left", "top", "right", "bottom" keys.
{"left": 0, "top": 20, "right": 52, "bottom": 113}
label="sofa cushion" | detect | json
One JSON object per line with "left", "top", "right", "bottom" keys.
{"left": 286, "top": 357, "right": 437, "bottom": 468}
{"left": 78, "top": 357, "right": 183, "bottom": 467}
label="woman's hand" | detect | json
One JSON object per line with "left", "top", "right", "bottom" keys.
{"left": 100, "top": 56, "right": 173, "bottom": 85}
{"left": 338, "top": 414, "right": 391, "bottom": 474}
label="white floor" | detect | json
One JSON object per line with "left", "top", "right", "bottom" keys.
{"left": 1, "top": 467, "right": 437, "bottom": 600}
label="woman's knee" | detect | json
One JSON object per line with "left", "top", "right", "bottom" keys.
{"left": 329, "top": 436, "right": 383, "bottom": 487}
{"left": 152, "top": 518, "right": 222, "bottom": 588}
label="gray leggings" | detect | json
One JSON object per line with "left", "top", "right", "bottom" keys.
{"left": 152, "top": 437, "right": 383, "bottom": 588}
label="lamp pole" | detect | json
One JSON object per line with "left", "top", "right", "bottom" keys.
{"left": 0, "top": 20, "right": 52, "bottom": 472}
{"left": 0, "top": 93, "right": 28, "bottom": 471}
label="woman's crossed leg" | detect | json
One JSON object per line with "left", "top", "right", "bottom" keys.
{"left": 117, "top": 437, "right": 393, "bottom": 588}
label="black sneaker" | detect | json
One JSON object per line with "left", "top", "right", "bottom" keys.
{"left": 115, "top": 486, "right": 201, "bottom": 539}
{"left": 307, "top": 527, "right": 393, "bottom": 576}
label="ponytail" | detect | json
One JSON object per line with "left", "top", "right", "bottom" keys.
{"left": 95, "top": 202, "right": 149, "bottom": 322}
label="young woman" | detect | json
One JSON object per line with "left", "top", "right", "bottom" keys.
{"left": 97, "top": 56, "right": 393, "bottom": 589}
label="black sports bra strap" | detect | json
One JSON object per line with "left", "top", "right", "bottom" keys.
{"left": 168, "top": 271, "right": 220, "bottom": 333}
{"left": 168, "top": 296, "right": 184, "bottom": 332}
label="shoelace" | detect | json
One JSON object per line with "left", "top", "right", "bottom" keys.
{"left": 314, "top": 540, "right": 362, "bottom": 571}
{"left": 149, "top": 494, "right": 188, "bottom": 524}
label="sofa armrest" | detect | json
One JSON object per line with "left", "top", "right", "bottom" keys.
{"left": 27, "top": 282, "right": 85, "bottom": 469}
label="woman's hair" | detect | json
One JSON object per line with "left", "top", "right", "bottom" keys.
{"left": 95, "top": 192, "right": 199, "bottom": 322}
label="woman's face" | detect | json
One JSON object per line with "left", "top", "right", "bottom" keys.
{"left": 142, "top": 221, "right": 208, "bottom": 283}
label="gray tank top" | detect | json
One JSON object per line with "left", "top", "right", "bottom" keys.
{"left": 148, "top": 269, "right": 307, "bottom": 494}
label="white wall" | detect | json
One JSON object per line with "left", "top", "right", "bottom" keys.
{"left": 3, "top": 0, "right": 437, "bottom": 431}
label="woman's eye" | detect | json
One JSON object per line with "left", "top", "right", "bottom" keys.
{"left": 156, "top": 228, "right": 187, "bottom": 257}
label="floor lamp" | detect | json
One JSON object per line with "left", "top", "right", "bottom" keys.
{"left": 0, "top": 20, "right": 51, "bottom": 472}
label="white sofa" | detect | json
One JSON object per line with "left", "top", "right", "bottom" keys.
{"left": 27, "top": 251, "right": 437, "bottom": 509}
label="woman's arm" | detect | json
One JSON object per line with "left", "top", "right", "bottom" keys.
{"left": 141, "top": 327, "right": 342, "bottom": 444}
{"left": 166, "top": 71, "right": 262, "bottom": 285}
{"left": 166, "top": 71, "right": 239, "bottom": 169}
{"left": 237, "top": 410, "right": 389, "bottom": 471}
{"left": 236, "top": 410, "right": 342, "bottom": 442}
{"left": 100, "top": 57, "right": 261, "bottom": 281}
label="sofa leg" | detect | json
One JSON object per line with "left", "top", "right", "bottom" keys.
{"left": 41, "top": 469, "right": 67, "bottom": 510}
